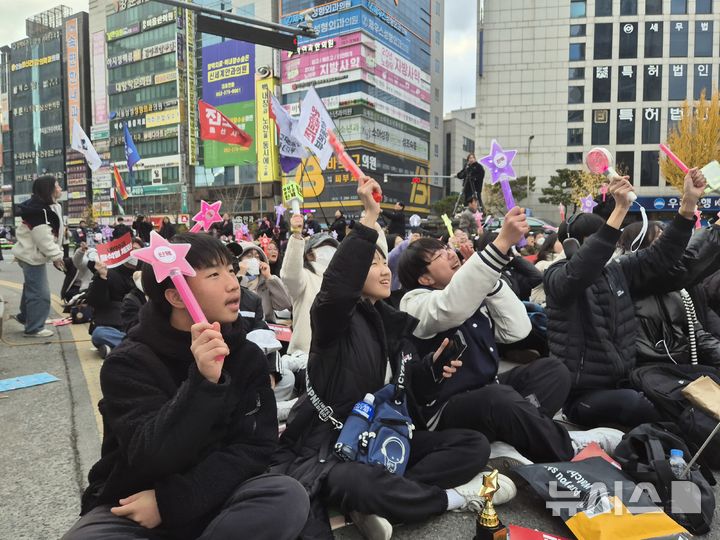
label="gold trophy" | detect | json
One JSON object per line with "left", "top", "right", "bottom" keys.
{"left": 473, "top": 470, "right": 507, "bottom": 540}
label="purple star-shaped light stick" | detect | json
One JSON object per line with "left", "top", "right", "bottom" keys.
{"left": 480, "top": 139, "right": 518, "bottom": 210}
{"left": 101, "top": 225, "right": 114, "bottom": 241}
{"left": 307, "top": 228, "right": 315, "bottom": 236}
{"left": 274, "top": 203, "right": 286, "bottom": 227}
{"left": 580, "top": 194, "right": 598, "bottom": 214}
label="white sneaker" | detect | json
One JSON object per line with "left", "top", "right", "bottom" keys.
{"left": 451, "top": 470, "right": 517, "bottom": 513}
{"left": 488, "top": 441, "right": 533, "bottom": 474}
{"left": 569, "top": 427, "right": 624, "bottom": 456}
{"left": 23, "top": 328, "right": 54, "bottom": 338}
{"left": 348, "top": 511, "right": 392, "bottom": 540}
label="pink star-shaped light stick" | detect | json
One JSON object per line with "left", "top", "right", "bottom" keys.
{"left": 190, "top": 200, "right": 223, "bottom": 233}
{"left": 274, "top": 203, "right": 286, "bottom": 227}
{"left": 480, "top": 139, "right": 518, "bottom": 209}
{"left": 580, "top": 194, "right": 599, "bottom": 214}
{"left": 132, "top": 231, "right": 206, "bottom": 324}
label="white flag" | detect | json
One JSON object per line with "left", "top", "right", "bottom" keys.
{"left": 269, "top": 93, "right": 308, "bottom": 159}
{"left": 292, "top": 88, "right": 335, "bottom": 170}
{"left": 71, "top": 118, "right": 102, "bottom": 172}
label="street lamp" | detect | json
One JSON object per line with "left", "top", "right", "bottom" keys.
{"left": 526, "top": 135, "right": 535, "bottom": 201}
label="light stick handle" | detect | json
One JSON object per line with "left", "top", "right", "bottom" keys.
{"left": 189, "top": 222, "right": 203, "bottom": 233}
{"left": 500, "top": 179, "right": 526, "bottom": 247}
{"left": 660, "top": 143, "right": 690, "bottom": 174}
{"left": 329, "top": 130, "right": 382, "bottom": 202}
{"left": 602, "top": 167, "right": 637, "bottom": 202}
{"left": 170, "top": 270, "right": 207, "bottom": 324}
{"left": 170, "top": 270, "right": 226, "bottom": 362}
{"left": 291, "top": 198, "right": 300, "bottom": 214}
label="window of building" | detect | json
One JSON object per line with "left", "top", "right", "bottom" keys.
{"left": 618, "top": 65, "right": 637, "bottom": 101}
{"left": 569, "top": 67, "right": 585, "bottom": 79}
{"left": 471, "top": 112, "right": 476, "bottom": 119}
{"left": 669, "top": 64, "right": 688, "bottom": 100}
{"left": 568, "top": 86, "right": 584, "bottom": 104}
{"left": 567, "top": 152, "right": 583, "bottom": 164}
{"left": 593, "top": 66, "right": 611, "bottom": 102}
{"left": 570, "top": 43, "right": 586, "bottom": 61}
{"left": 644, "top": 22, "right": 663, "bottom": 57}
{"left": 435, "top": 88, "right": 440, "bottom": 101}
{"left": 570, "top": 24, "right": 586, "bottom": 37}
{"left": 595, "top": 0, "right": 611, "bottom": 16}
{"left": 591, "top": 109, "right": 610, "bottom": 145}
{"left": 697, "top": 0, "right": 712, "bottom": 13}
{"left": 620, "top": 0, "right": 637, "bottom": 15}
{"left": 641, "top": 107, "right": 661, "bottom": 143}
{"left": 617, "top": 108, "right": 635, "bottom": 144}
{"left": 568, "top": 110, "right": 584, "bottom": 122}
{"left": 434, "top": 144, "right": 439, "bottom": 157}
{"left": 462, "top": 136, "right": 475, "bottom": 153}
{"left": 616, "top": 151, "right": 635, "bottom": 179}
{"left": 668, "top": 107, "right": 683, "bottom": 134}
{"left": 435, "top": 0, "right": 441, "bottom": 15}
{"left": 670, "top": 21, "right": 689, "bottom": 56}
{"left": 571, "top": 0, "right": 587, "bottom": 17}
{"left": 619, "top": 22, "right": 638, "bottom": 58}
{"left": 671, "top": 0, "right": 688, "bottom": 14}
{"left": 435, "top": 59, "right": 440, "bottom": 73}
{"left": 594, "top": 23, "right": 612, "bottom": 59}
{"left": 434, "top": 116, "right": 439, "bottom": 129}
{"left": 646, "top": 0, "right": 663, "bottom": 13}
{"left": 694, "top": 64, "right": 713, "bottom": 99}
{"left": 567, "top": 128, "right": 583, "bottom": 146}
{"left": 641, "top": 151, "right": 660, "bottom": 186}
{"left": 644, "top": 64, "right": 662, "bottom": 100}
{"left": 695, "top": 21, "right": 713, "bottom": 56}
{"left": 435, "top": 30, "right": 441, "bottom": 46}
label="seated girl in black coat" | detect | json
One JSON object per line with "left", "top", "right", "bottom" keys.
{"left": 273, "top": 178, "right": 507, "bottom": 540}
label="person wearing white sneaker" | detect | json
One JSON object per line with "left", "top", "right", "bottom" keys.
{"left": 446, "top": 470, "right": 517, "bottom": 513}
{"left": 399, "top": 209, "right": 578, "bottom": 465}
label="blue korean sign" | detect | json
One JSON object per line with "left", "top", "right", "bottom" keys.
{"left": 630, "top": 195, "right": 720, "bottom": 212}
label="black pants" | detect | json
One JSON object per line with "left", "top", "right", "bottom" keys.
{"left": 322, "top": 428, "right": 488, "bottom": 523}
{"left": 62, "top": 474, "right": 309, "bottom": 540}
{"left": 438, "top": 357, "right": 574, "bottom": 463}
{"left": 463, "top": 179, "right": 483, "bottom": 206}
{"left": 564, "top": 388, "right": 662, "bottom": 429}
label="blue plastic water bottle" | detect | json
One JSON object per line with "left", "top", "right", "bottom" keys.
{"left": 335, "top": 394, "right": 375, "bottom": 461}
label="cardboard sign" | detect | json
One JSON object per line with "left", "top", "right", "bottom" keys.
{"left": 96, "top": 232, "right": 133, "bottom": 268}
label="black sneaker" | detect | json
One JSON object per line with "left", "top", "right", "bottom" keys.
{"left": 98, "top": 345, "right": 111, "bottom": 359}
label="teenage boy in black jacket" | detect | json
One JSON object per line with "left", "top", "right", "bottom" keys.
{"left": 63, "top": 233, "right": 309, "bottom": 540}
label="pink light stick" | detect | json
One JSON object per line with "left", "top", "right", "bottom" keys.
{"left": 328, "top": 130, "right": 383, "bottom": 203}
{"left": 600, "top": 184, "right": 608, "bottom": 202}
{"left": 695, "top": 209, "right": 703, "bottom": 230}
{"left": 659, "top": 143, "right": 689, "bottom": 174}
{"left": 190, "top": 200, "right": 223, "bottom": 233}
{"left": 585, "top": 148, "right": 637, "bottom": 202}
{"left": 133, "top": 232, "right": 224, "bottom": 360}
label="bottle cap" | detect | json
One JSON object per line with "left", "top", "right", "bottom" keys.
{"left": 670, "top": 449, "right": 684, "bottom": 458}
{"left": 363, "top": 393, "right": 375, "bottom": 405}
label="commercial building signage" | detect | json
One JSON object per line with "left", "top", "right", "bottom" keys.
{"left": 632, "top": 195, "right": 720, "bottom": 212}
{"left": 202, "top": 40, "right": 255, "bottom": 106}
{"left": 92, "top": 31, "right": 109, "bottom": 124}
{"left": 282, "top": 43, "right": 370, "bottom": 84}
{"left": 113, "top": 0, "right": 150, "bottom": 13}
{"left": 106, "top": 23, "right": 140, "bottom": 42}
{"left": 255, "top": 77, "right": 279, "bottom": 183}
{"left": 335, "top": 116, "right": 428, "bottom": 161}
{"left": 11, "top": 53, "right": 60, "bottom": 71}
{"left": 142, "top": 9, "right": 176, "bottom": 31}
{"left": 145, "top": 107, "right": 180, "bottom": 128}
{"left": 154, "top": 70, "right": 178, "bottom": 85}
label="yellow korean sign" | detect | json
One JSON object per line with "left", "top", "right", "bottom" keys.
{"left": 145, "top": 107, "right": 180, "bottom": 128}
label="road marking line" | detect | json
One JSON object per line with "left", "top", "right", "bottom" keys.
{"left": 0, "top": 279, "right": 103, "bottom": 435}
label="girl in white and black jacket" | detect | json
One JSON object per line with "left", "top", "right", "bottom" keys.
{"left": 12, "top": 175, "right": 65, "bottom": 337}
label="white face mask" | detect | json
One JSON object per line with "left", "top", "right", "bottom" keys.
{"left": 126, "top": 256, "right": 139, "bottom": 267}
{"left": 313, "top": 245, "right": 336, "bottom": 267}
{"left": 244, "top": 257, "right": 260, "bottom": 276}
{"left": 535, "top": 237, "right": 545, "bottom": 246}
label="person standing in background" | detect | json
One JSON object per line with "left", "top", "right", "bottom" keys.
{"left": 457, "top": 153, "right": 485, "bottom": 208}
{"left": 12, "top": 175, "right": 65, "bottom": 337}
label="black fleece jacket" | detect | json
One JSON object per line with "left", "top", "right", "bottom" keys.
{"left": 80, "top": 301, "right": 276, "bottom": 536}
{"left": 86, "top": 264, "right": 135, "bottom": 330}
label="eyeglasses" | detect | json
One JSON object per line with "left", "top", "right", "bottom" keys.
{"left": 427, "top": 246, "right": 453, "bottom": 265}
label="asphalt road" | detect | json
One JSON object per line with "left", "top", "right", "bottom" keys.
{"left": 0, "top": 252, "right": 717, "bottom": 539}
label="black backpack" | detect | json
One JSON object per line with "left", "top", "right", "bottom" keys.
{"left": 614, "top": 422, "right": 716, "bottom": 535}
{"left": 628, "top": 363, "right": 720, "bottom": 468}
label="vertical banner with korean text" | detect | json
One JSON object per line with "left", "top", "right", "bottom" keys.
{"left": 255, "top": 76, "right": 279, "bottom": 182}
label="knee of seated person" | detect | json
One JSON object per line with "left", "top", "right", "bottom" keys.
{"left": 480, "top": 383, "right": 521, "bottom": 406}
{"left": 536, "top": 357, "right": 572, "bottom": 385}
{"left": 273, "top": 477, "right": 310, "bottom": 519}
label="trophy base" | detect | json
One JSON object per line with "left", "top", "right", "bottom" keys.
{"left": 473, "top": 520, "right": 507, "bottom": 540}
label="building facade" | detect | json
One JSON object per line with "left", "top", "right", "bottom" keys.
{"left": 1, "top": 6, "right": 92, "bottom": 224}
{"left": 443, "top": 107, "right": 476, "bottom": 194}
{"left": 280, "top": 0, "right": 444, "bottom": 218}
{"left": 476, "top": 0, "right": 720, "bottom": 220}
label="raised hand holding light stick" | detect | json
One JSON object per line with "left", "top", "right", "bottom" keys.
{"left": 133, "top": 232, "right": 225, "bottom": 360}
{"left": 328, "top": 130, "right": 382, "bottom": 203}
{"left": 585, "top": 148, "right": 637, "bottom": 202}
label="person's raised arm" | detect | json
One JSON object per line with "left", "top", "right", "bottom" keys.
{"left": 279, "top": 214, "right": 308, "bottom": 300}
{"left": 310, "top": 177, "right": 382, "bottom": 348}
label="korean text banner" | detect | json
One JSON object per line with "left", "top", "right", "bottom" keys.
{"left": 202, "top": 40, "right": 255, "bottom": 106}
{"left": 96, "top": 232, "right": 133, "bottom": 268}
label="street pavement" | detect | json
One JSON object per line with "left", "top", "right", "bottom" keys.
{"left": 0, "top": 251, "right": 717, "bottom": 539}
